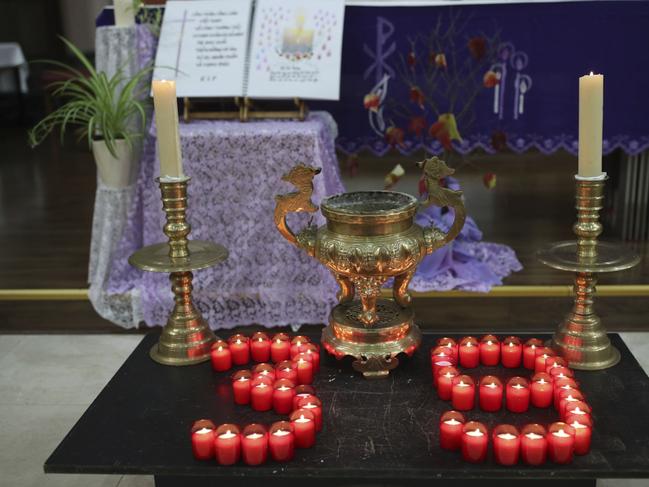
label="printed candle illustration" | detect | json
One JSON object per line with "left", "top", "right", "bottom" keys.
{"left": 282, "top": 9, "right": 314, "bottom": 56}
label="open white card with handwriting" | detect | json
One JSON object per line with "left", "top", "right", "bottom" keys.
{"left": 153, "top": 0, "right": 345, "bottom": 100}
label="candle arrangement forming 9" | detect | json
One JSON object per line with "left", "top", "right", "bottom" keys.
{"left": 191, "top": 333, "right": 323, "bottom": 465}
{"left": 432, "top": 335, "right": 593, "bottom": 465}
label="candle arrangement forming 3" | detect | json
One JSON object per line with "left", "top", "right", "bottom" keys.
{"left": 274, "top": 156, "right": 466, "bottom": 378}
{"left": 191, "top": 332, "right": 323, "bottom": 465}
{"left": 433, "top": 335, "right": 593, "bottom": 465}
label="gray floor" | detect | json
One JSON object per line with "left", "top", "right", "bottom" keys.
{"left": 1, "top": 333, "right": 648, "bottom": 487}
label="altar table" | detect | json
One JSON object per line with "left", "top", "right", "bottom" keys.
{"left": 45, "top": 332, "right": 649, "bottom": 486}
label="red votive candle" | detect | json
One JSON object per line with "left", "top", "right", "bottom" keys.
{"left": 479, "top": 375, "right": 503, "bottom": 412}
{"left": 214, "top": 423, "right": 241, "bottom": 465}
{"left": 293, "top": 384, "right": 316, "bottom": 410}
{"left": 228, "top": 334, "right": 250, "bottom": 365}
{"left": 290, "top": 335, "right": 311, "bottom": 359}
{"left": 462, "top": 421, "right": 488, "bottom": 463}
{"left": 431, "top": 345, "right": 456, "bottom": 365}
{"left": 190, "top": 420, "right": 216, "bottom": 460}
{"left": 251, "top": 377, "right": 273, "bottom": 411}
{"left": 250, "top": 332, "right": 271, "bottom": 363}
{"left": 439, "top": 410, "right": 466, "bottom": 451}
{"left": 437, "top": 365, "right": 459, "bottom": 401}
{"left": 521, "top": 424, "right": 547, "bottom": 466}
{"left": 252, "top": 363, "right": 276, "bottom": 382}
{"left": 432, "top": 360, "right": 454, "bottom": 388}
{"left": 563, "top": 401, "right": 592, "bottom": 424}
{"left": 270, "top": 333, "right": 291, "bottom": 363}
{"left": 569, "top": 418, "right": 592, "bottom": 455}
{"left": 210, "top": 341, "right": 232, "bottom": 372}
{"left": 298, "top": 395, "right": 323, "bottom": 432}
{"left": 534, "top": 347, "right": 556, "bottom": 374}
{"left": 437, "top": 337, "right": 459, "bottom": 363}
{"left": 272, "top": 378, "right": 296, "bottom": 414}
{"left": 294, "top": 353, "right": 314, "bottom": 385}
{"left": 549, "top": 366, "right": 574, "bottom": 381}
{"left": 459, "top": 337, "right": 479, "bottom": 368}
{"left": 506, "top": 377, "right": 530, "bottom": 413}
{"left": 558, "top": 390, "right": 585, "bottom": 417}
{"left": 501, "top": 336, "right": 522, "bottom": 368}
{"left": 493, "top": 424, "right": 521, "bottom": 466}
{"left": 452, "top": 375, "right": 475, "bottom": 411}
{"left": 290, "top": 409, "right": 316, "bottom": 448}
{"left": 480, "top": 334, "right": 500, "bottom": 366}
{"left": 276, "top": 360, "right": 298, "bottom": 383}
{"left": 302, "top": 343, "right": 321, "bottom": 373}
{"left": 269, "top": 421, "right": 295, "bottom": 462}
{"left": 241, "top": 424, "right": 268, "bottom": 466}
{"left": 523, "top": 338, "right": 544, "bottom": 369}
{"left": 231, "top": 370, "right": 252, "bottom": 405}
{"left": 547, "top": 422, "right": 575, "bottom": 464}
{"left": 553, "top": 378, "right": 579, "bottom": 410}
{"left": 545, "top": 356, "right": 567, "bottom": 373}
{"left": 530, "top": 372, "right": 553, "bottom": 408}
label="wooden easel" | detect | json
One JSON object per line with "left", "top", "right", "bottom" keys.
{"left": 182, "top": 97, "right": 307, "bottom": 123}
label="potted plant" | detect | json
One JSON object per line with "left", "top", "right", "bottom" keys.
{"left": 29, "top": 37, "right": 151, "bottom": 188}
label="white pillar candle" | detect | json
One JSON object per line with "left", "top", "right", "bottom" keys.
{"left": 152, "top": 80, "right": 184, "bottom": 179}
{"left": 578, "top": 72, "right": 604, "bottom": 177}
{"left": 114, "top": 0, "right": 135, "bottom": 28}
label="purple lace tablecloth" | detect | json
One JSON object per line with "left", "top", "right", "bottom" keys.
{"left": 102, "top": 112, "right": 345, "bottom": 329}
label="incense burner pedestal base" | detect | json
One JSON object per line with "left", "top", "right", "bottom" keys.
{"left": 321, "top": 299, "right": 422, "bottom": 379}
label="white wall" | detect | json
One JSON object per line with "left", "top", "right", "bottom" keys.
{"left": 58, "top": 0, "right": 111, "bottom": 52}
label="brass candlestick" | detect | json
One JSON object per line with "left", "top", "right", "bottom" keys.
{"left": 129, "top": 177, "right": 228, "bottom": 366}
{"left": 537, "top": 175, "right": 640, "bottom": 370}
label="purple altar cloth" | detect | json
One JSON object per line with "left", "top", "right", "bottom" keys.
{"left": 101, "top": 113, "right": 520, "bottom": 329}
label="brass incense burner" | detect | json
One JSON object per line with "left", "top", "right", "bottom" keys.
{"left": 274, "top": 157, "right": 466, "bottom": 378}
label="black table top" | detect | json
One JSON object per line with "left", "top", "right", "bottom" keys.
{"left": 45, "top": 332, "right": 649, "bottom": 481}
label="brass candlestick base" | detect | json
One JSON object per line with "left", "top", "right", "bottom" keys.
{"left": 322, "top": 299, "right": 422, "bottom": 379}
{"left": 538, "top": 175, "right": 640, "bottom": 370}
{"left": 129, "top": 177, "right": 228, "bottom": 366}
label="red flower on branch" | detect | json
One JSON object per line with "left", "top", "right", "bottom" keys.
{"left": 483, "top": 172, "right": 497, "bottom": 189}
{"left": 408, "top": 116, "right": 427, "bottom": 137}
{"left": 407, "top": 51, "right": 416, "bottom": 68}
{"left": 468, "top": 37, "right": 487, "bottom": 60}
{"left": 363, "top": 92, "right": 380, "bottom": 112}
{"left": 483, "top": 70, "right": 499, "bottom": 88}
{"left": 429, "top": 121, "right": 452, "bottom": 150}
{"left": 434, "top": 53, "right": 447, "bottom": 69}
{"left": 409, "top": 86, "right": 425, "bottom": 108}
{"left": 385, "top": 126, "right": 405, "bottom": 148}
{"left": 491, "top": 130, "right": 507, "bottom": 152}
